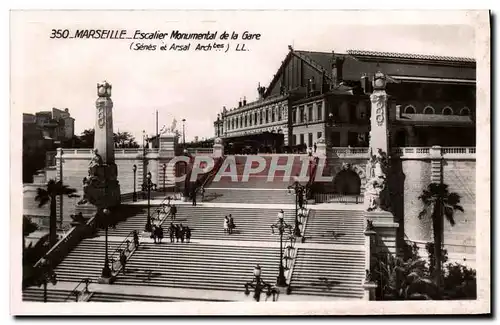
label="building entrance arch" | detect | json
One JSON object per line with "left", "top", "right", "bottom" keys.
{"left": 333, "top": 169, "right": 361, "bottom": 195}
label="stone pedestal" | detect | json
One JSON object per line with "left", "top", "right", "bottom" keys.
{"left": 213, "top": 137, "right": 224, "bottom": 157}
{"left": 159, "top": 133, "right": 177, "bottom": 155}
{"left": 83, "top": 164, "right": 121, "bottom": 209}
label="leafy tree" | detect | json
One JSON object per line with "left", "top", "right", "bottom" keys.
{"left": 113, "top": 131, "right": 139, "bottom": 148}
{"left": 23, "top": 216, "right": 39, "bottom": 250}
{"left": 79, "top": 128, "right": 95, "bottom": 148}
{"left": 35, "top": 180, "right": 79, "bottom": 247}
{"left": 442, "top": 262, "right": 476, "bottom": 299}
{"left": 418, "top": 183, "right": 464, "bottom": 289}
{"left": 371, "top": 253, "right": 437, "bottom": 300}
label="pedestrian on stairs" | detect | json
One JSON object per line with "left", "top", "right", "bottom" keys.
{"left": 224, "top": 216, "right": 229, "bottom": 234}
{"left": 170, "top": 204, "right": 177, "bottom": 221}
{"left": 185, "top": 226, "right": 191, "bottom": 243}
{"left": 133, "top": 230, "right": 140, "bottom": 249}
{"left": 175, "top": 224, "right": 181, "bottom": 242}
{"left": 151, "top": 225, "right": 157, "bottom": 243}
{"left": 228, "top": 215, "right": 236, "bottom": 235}
{"left": 169, "top": 223, "right": 175, "bottom": 243}
{"left": 277, "top": 209, "right": 285, "bottom": 222}
{"left": 180, "top": 224, "right": 185, "bottom": 243}
{"left": 192, "top": 188, "right": 197, "bottom": 206}
{"left": 158, "top": 225, "right": 164, "bottom": 244}
{"left": 120, "top": 250, "right": 127, "bottom": 274}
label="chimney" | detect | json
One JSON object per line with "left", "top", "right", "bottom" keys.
{"left": 238, "top": 98, "right": 242, "bottom": 108}
{"left": 243, "top": 96, "right": 247, "bottom": 106}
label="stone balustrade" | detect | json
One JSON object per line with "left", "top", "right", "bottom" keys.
{"left": 329, "top": 146, "right": 475, "bottom": 159}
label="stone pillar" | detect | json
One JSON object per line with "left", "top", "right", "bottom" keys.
{"left": 81, "top": 81, "right": 121, "bottom": 211}
{"left": 364, "top": 71, "right": 398, "bottom": 259}
{"left": 315, "top": 137, "right": 327, "bottom": 157}
{"left": 213, "top": 137, "right": 224, "bottom": 158}
{"left": 95, "top": 81, "right": 115, "bottom": 165}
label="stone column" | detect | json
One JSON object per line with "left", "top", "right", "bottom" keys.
{"left": 364, "top": 71, "right": 398, "bottom": 261}
{"left": 95, "top": 81, "right": 115, "bottom": 164}
{"left": 81, "top": 81, "right": 121, "bottom": 210}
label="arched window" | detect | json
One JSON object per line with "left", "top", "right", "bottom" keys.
{"left": 404, "top": 105, "right": 416, "bottom": 114}
{"left": 442, "top": 106, "right": 454, "bottom": 116}
{"left": 272, "top": 107, "right": 276, "bottom": 122}
{"left": 278, "top": 107, "right": 282, "bottom": 121}
{"left": 460, "top": 107, "right": 471, "bottom": 116}
{"left": 254, "top": 112, "right": 257, "bottom": 124}
{"left": 423, "top": 106, "right": 435, "bottom": 115}
{"left": 265, "top": 109, "right": 269, "bottom": 124}
{"left": 259, "top": 111, "right": 263, "bottom": 124}
{"left": 244, "top": 115, "right": 248, "bottom": 127}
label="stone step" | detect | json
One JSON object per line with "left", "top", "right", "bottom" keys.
{"left": 22, "top": 288, "right": 74, "bottom": 302}
{"left": 88, "top": 291, "right": 229, "bottom": 302}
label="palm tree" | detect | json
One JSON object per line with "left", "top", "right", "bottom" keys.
{"left": 23, "top": 216, "right": 38, "bottom": 251}
{"left": 35, "top": 180, "right": 79, "bottom": 247}
{"left": 418, "top": 183, "right": 464, "bottom": 291}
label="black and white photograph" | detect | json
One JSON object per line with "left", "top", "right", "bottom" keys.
{"left": 10, "top": 9, "right": 490, "bottom": 315}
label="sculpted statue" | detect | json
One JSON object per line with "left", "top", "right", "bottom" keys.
{"left": 89, "top": 148, "right": 103, "bottom": 168}
{"left": 365, "top": 148, "right": 389, "bottom": 212}
{"left": 316, "top": 136, "right": 325, "bottom": 144}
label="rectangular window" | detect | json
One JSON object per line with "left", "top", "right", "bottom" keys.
{"left": 300, "top": 107, "right": 305, "bottom": 123}
{"left": 317, "top": 103, "right": 322, "bottom": 121}
{"left": 308, "top": 105, "right": 313, "bottom": 122}
{"left": 330, "top": 132, "right": 340, "bottom": 146}
{"left": 308, "top": 133, "right": 313, "bottom": 147}
{"left": 300, "top": 134, "right": 305, "bottom": 145}
{"left": 292, "top": 109, "right": 297, "bottom": 124}
{"left": 317, "top": 132, "right": 322, "bottom": 140}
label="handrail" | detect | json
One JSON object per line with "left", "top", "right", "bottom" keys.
{"left": 34, "top": 215, "right": 97, "bottom": 268}
{"left": 109, "top": 230, "right": 137, "bottom": 275}
{"left": 64, "top": 278, "right": 91, "bottom": 302}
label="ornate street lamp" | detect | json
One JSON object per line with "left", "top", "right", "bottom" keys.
{"left": 162, "top": 163, "right": 167, "bottom": 193}
{"left": 270, "top": 212, "right": 293, "bottom": 287}
{"left": 244, "top": 265, "right": 279, "bottom": 302}
{"left": 132, "top": 164, "right": 137, "bottom": 202}
{"left": 287, "top": 182, "right": 306, "bottom": 237}
{"left": 216, "top": 113, "right": 221, "bottom": 137}
{"left": 37, "top": 258, "right": 57, "bottom": 303}
{"left": 142, "top": 172, "right": 157, "bottom": 232}
{"left": 101, "top": 208, "right": 112, "bottom": 278}
{"left": 182, "top": 119, "right": 186, "bottom": 147}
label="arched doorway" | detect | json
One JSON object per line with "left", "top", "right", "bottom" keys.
{"left": 333, "top": 170, "right": 361, "bottom": 195}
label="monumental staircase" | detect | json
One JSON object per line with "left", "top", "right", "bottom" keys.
{"left": 23, "top": 152, "right": 368, "bottom": 302}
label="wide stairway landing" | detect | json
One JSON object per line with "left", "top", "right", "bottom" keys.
{"left": 304, "top": 209, "right": 365, "bottom": 245}
{"left": 289, "top": 248, "right": 365, "bottom": 299}
{"left": 114, "top": 243, "right": 281, "bottom": 292}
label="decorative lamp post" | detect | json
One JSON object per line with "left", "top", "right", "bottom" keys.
{"left": 162, "top": 163, "right": 167, "bottom": 193}
{"left": 244, "top": 265, "right": 278, "bottom": 302}
{"left": 101, "top": 208, "right": 112, "bottom": 278}
{"left": 132, "top": 164, "right": 137, "bottom": 202}
{"left": 58, "top": 148, "right": 64, "bottom": 230}
{"left": 182, "top": 119, "right": 186, "bottom": 147}
{"left": 287, "top": 181, "right": 306, "bottom": 237}
{"left": 142, "top": 171, "right": 157, "bottom": 232}
{"left": 270, "top": 212, "right": 293, "bottom": 287}
{"left": 216, "top": 113, "right": 221, "bottom": 137}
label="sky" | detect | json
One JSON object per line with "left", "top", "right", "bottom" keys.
{"left": 11, "top": 10, "right": 477, "bottom": 143}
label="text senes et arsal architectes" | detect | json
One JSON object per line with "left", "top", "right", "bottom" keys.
{"left": 71, "top": 29, "right": 218, "bottom": 40}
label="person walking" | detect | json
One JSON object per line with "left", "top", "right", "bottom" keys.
{"left": 179, "top": 224, "right": 185, "bottom": 243}
{"left": 228, "top": 214, "right": 236, "bottom": 235}
{"left": 151, "top": 225, "right": 157, "bottom": 244}
{"left": 175, "top": 224, "right": 181, "bottom": 243}
{"left": 313, "top": 142, "right": 317, "bottom": 153}
{"left": 169, "top": 223, "right": 175, "bottom": 243}
{"left": 120, "top": 250, "right": 127, "bottom": 274}
{"left": 223, "top": 216, "right": 229, "bottom": 234}
{"left": 277, "top": 209, "right": 285, "bottom": 222}
{"left": 158, "top": 225, "right": 164, "bottom": 244}
{"left": 170, "top": 204, "right": 177, "bottom": 221}
{"left": 185, "top": 226, "right": 191, "bottom": 243}
{"left": 192, "top": 188, "right": 197, "bottom": 206}
{"left": 133, "top": 230, "right": 140, "bottom": 249}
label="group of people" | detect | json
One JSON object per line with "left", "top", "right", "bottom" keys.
{"left": 168, "top": 222, "right": 192, "bottom": 243}
{"left": 223, "top": 215, "right": 236, "bottom": 234}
